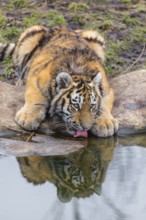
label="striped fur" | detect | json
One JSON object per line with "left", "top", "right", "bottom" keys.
{"left": 0, "top": 43, "right": 15, "bottom": 61}
{"left": 0, "top": 25, "right": 118, "bottom": 137}
{"left": 17, "top": 144, "right": 109, "bottom": 202}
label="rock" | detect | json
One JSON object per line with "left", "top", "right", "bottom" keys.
{"left": 111, "top": 69, "right": 146, "bottom": 134}
{"left": 0, "top": 82, "right": 25, "bottom": 131}
{"left": 0, "top": 135, "right": 85, "bottom": 156}
{"left": 0, "top": 69, "right": 146, "bottom": 135}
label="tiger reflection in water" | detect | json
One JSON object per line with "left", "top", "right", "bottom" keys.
{"left": 17, "top": 138, "right": 116, "bottom": 203}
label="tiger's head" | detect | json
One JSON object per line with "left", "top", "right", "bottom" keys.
{"left": 49, "top": 72, "right": 103, "bottom": 137}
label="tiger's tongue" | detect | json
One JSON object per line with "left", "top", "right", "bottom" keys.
{"left": 74, "top": 130, "right": 88, "bottom": 138}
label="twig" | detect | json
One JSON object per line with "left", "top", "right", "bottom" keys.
{"left": 26, "top": 132, "right": 36, "bottom": 142}
{"left": 119, "top": 43, "right": 146, "bottom": 74}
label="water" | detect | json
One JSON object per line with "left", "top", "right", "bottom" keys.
{"left": 0, "top": 133, "right": 146, "bottom": 220}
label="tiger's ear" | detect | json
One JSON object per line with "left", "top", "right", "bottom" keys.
{"left": 92, "top": 72, "right": 102, "bottom": 86}
{"left": 57, "top": 185, "right": 73, "bottom": 203}
{"left": 56, "top": 72, "right": 72, "bottom": 92}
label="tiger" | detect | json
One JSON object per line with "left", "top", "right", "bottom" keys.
{"left": 17, "top": 138, "right": 115, "bottom": 203}
{"left": 0, "top": 25, "right": 118, "bottom": 137}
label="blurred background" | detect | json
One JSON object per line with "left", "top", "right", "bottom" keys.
{"left": 0, "top": 0, "right": 146, "bottom": 81}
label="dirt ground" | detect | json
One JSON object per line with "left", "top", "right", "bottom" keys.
{"left": 0, "top": 0, "right": 146, "bottom": 83}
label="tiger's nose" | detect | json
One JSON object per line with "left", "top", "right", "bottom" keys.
{"left": 80, "top": 122, "right": 92, "bottom": 130}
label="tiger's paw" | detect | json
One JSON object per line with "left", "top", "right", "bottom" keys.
{"left": 15, "top": 104, "right": 47, "bottom": 131}
{"left": 91, "top": 115, "right": 119, "bottom": 137}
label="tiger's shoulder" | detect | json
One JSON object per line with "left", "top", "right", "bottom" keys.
{"left": 0, "top": 25, "right": 105, "bottom": 77}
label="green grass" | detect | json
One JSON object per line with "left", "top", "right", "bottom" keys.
{"left": 131, "top": 26, "right": 146, "bottom": 43}
{"left": 0, "top": 58, "right": 13, "bottom": 78}
{"left": 137, "top": 5, "right": 146, "bottom": 13}
{"left": 0, "top": 26, "right": 22, "bottom": 42}
{"left": 41, "top": 10, "right": 66, "bottom": 26}
{"left": 23, "top": 13, "right": 40, "bottom": 27}
{"left": 0, "top": 0, "right": 146, "bottom": 80}
{"left": 120, "top": 0, "right": 139, "bottom": 3}
{"left": 72, "top": 14, "right": 89, "bottom": 26}
{"left": 104, "top": 40, "right": 132, "bottom": 75}
{"left": 123, "top": 14, "right": 141, "bottom": 26}
{"left": 68, "top": 2, "right": 90, "bottom": 12}
{"left": 23, "top": 9, "right": 66, "bottom": 28}
{"left": 5, "top": 0, "right": 30, "bottom": 9}
{"left": 0, "top": 14, "right": 6, "bottom": 26}
{"left": 120, "top": 0, "right": 132, "bottom": 3}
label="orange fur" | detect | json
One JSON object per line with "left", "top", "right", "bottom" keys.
{"left": 1, "top": 26, "right": 118, "bottom": 137}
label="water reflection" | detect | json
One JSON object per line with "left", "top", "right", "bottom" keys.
{"left": 17, "top": 136, "right": 117, "bottom": 203}
{"left": 1, "top": 134, "right": 146, "bottom": 219}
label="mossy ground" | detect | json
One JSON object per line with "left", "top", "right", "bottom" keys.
{"left": 0, "top": 0, "right": 146, "bottom": 81}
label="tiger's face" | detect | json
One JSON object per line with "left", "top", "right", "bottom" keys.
{"left": 49, "top": 72, "right": 103, "bottom": 136}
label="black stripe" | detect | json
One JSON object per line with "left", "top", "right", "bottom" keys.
{"left": 20, "top": 45, "right": 39, "bottom": 72}
{"left": 50, "top": 88, "right": 73, "bottom": 115}
{"left": 0, "top": 44, "right": 9, "bottom": 61}
{"left": 9, "top": 45, "right": 15, "bottom": 56}
{"left": 61, "top": 98, "right": 65, "bottom": 111}
{"left": 20, "top": 33, "right": 51, "bottom": 74}
{"left": 48, "top": 85, "right": 53, "bottom": 100}
{"left": 19, "top": 66, "right": 29, "bottom": 80}
{"left": 96, "top": 98, "right": 102, "bottom": 117}
{"left": 99, "top": 84, "right": 105, "bottom": 97}
{"left": 31, "top": 60, "right": 52, "bottom": 76}
{"left": 84, "top": 37, "right": 104, "bottom": 46}
{"left": 19, "top": 29, "right": 47, "bottom": 46}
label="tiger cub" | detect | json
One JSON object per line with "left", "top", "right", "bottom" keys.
{"left": 0, "top": 26, "right": 118, "bottom": 137}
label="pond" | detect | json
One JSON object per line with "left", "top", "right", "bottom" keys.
{"left": 0, "top": 133, "right": 146, "bottom": 220}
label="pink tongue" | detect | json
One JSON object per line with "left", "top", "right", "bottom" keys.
{"left": 74, "top": 130, "right": 88, "bottom": 138}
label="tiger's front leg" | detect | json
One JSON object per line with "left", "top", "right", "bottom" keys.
{"left": 15, "top": 80, "right": 48, "bottom": 131}
{"left": 91, "top": 112, "right": 118, "bottom": 137}
{"left": 91, "top": 88, "right": 119, "bottom": 137}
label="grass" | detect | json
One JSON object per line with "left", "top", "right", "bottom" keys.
{"left": 72, "top": 14, "right": 89, "bottom": 26}
{"left": 104, "top": 41, "right": 130, "bottom": 75}
{"left": 23, "top": 13, "right": 40, "bottom": 27}
{"left": 123, "top": 14, "right": 141, "bottom": 26}
{"left": 5, "top": 0, "right": 30, "bottom": 9}
{"left": 0, "top": 58, "right": 13, "bottom": 79}
{"left": 47, "top": 14, "right": 66, "bottom": 26}
{"left": 0, "top": 13, "right": 6, "bottom": 26}
{"left": 0, "top": 26, "right": 22, "bottom": 42}
{"left": 0, "top": 0, "right": 146, "bottom": 79}
{"left": 68, "top": 2, "right": 90, "bottom": 12}
{"left": 41, "top": 10, "right": 66, "bottom": 26}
